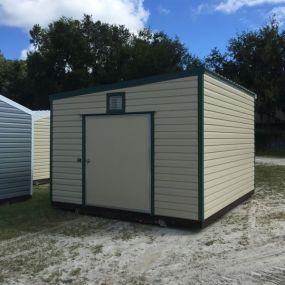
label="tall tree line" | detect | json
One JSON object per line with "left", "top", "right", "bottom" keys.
{"left": 205, "top": 19, "right": 285, "bottom": 124}
{"left": 0, "top": 15, "right": 284, "bottom": 124}
{"left": 0, "top": 15, "right": 200, "bottom": 109}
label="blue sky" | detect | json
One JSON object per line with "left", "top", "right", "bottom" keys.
{"left": 0, "top": 0, "right": 284, "bottom": 60}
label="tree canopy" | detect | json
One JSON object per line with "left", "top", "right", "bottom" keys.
{"left": 0, "top": 15, "right": 284, "bottom": 122}
{"left": 0, "top": 52, "right": 28, "bottom": 105}
{"left": 3, "top": 15, "right": 200, "bottom": 108}
{"left": 205, "top": 19, "right": 285, "bottom": 123}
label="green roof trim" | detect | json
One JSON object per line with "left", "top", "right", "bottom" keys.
{"left": 49, "top": 67, "right": 257, "bottom": 101}
{"left": 204, "top": 69, "right": 257, "bottom": 99}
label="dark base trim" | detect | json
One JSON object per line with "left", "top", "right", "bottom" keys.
{"left": 52, "top": 190, "right": 254, "bottom": 229}
{"left": 33, "top": 178, "right": 50, "bottom": 185}
{"left": 202, "top": 190, "right": 254, "bottom": 227}
{"left": 0, "top": 195, "right": 31, "bottom": 206}
{"left": 52, "top": 202, "right": 202, "bottom": 229}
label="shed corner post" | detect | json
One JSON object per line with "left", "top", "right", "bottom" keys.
{"left": 150, "top": 111, "right": 155, "bottom": 216}
{"left": 198, "top": 68, "right": 205, "bottom": 226}
{"left": 30, "top": 112, "right": 34, "bottom": 196}
{"left": 49, "top": 98, "right": 53, "bottom": 203}
{"left": 82, "top": 115, "right": 86, "bottom": 207}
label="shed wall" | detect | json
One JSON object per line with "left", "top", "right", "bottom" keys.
{"left": 203, "top": 74, "right": 255, "bottom": 219}
{"left": 52, "top": 76, "right": 199, "bottom": 220}
{"left": 0, "top": 100, "right": 32, "bottom": 199}
{"left": 33, "top": 116, "right": 50, "bottom": 180}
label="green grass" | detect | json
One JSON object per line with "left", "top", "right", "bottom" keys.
{"left": 255, "top": 165, "right": 285, "bottom": 190}
{"left": 0, "top": 185, "right": 77, "bottom": 241}
{"left": 256, "top": 150, "right": 285, "bottom": 157}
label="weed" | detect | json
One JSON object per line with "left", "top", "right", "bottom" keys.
{"left": 91, "top": 244, "right": 103, "bottom": 255}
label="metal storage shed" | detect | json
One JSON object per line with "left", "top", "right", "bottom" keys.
{"left": 0, "top": 95, "right": 33, "bottom": 203}
{"left": 33, "top": 111, "right": 50, "bottom": 183}
{"left": 50, "top": 67, "right": 256, "bottom": 228}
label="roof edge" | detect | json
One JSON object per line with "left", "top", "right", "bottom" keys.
{"left": 50, "top": 67, "right": 204, "bottom": 101}
{"left": 49, "top": 66, "right": 257, "bottom": 101}
{"left": 204, "top": 69, "right": 257, "bottom": 99}
{"left": 0, "top": 94, "right": 33, "bottom": 115}
{"left": 32, "top": 110, "right": 50, "bottom": 120}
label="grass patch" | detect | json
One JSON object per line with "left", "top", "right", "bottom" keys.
{"left": 0, "top": 236, "right": 66, "bottom": 283}
{"left": 91, "top": 244, "right": 103, "bottom": 255}
{"left": 255, "top": 165, "right": 285, "bottom": 191}
{"left": 0, "top": 185, "right": 77, "bottom": 241}
{"left": 204, "top": 240, "right": 215, "bottom": 246}
{"left": 50, "top": 218, "right": 111, "bottom": 237}
{"left": 256, "top": 150, "right": 285, "bottom": 157}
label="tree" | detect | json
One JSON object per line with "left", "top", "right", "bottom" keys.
{"left": 26, "top": 15, "right": 201, "bottom": 108}
{"left": 0, "top": 51, "right": 28, "bottom": 106}
{"left": 205, "top": 19, "right": 285, "bottom": 124}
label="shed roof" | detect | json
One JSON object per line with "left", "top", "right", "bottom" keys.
{"left": 49, "top": 67, "right": 257, "bottom": 101}
{"left": 0, "top": 94, "right": 33, "bottom": 115}
{"left": 33, "top": 110, "right": 50, "bottom": 120}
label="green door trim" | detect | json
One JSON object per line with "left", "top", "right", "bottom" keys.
{"left": 81, "top": 111, "right": 155, "bottom": 215}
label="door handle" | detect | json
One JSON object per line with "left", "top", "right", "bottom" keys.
{"left": 86, "top": 159, "right": 91, "bottom": 164}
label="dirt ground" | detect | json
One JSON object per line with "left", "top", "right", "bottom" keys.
{"left": 0, "top": 163, "right": 284, "bottom": 285}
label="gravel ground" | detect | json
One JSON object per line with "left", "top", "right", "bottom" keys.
{"left": 0, "top": 164, "right": 284, "bottom": 285}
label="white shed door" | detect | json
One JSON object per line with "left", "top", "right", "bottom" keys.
{"left": 85, "top": 114, "right": 151, "bottom": 213}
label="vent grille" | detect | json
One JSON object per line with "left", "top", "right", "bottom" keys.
{"left": 107, "top": 93, "right": 125, "bottom": 113}
{"left": 109, "top": 96, "right": 123, "bottom": 111}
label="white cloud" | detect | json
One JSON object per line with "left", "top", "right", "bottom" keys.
{"left": 20, "top": 44, "right": 36, "bottom": 60}
{"left": 193, "top": 3, "right": 213, "bottom": 15}
{"left": 158, "top": 6, "right": 170, "bottom": 15}
{"left": 216, "top": 0, "right": 285, "bottom": 13}
{"left": 0, "top": 0, "right": 149, "bottom": 32}
{"left": 269, "top": 6, "right": 285, "bottom": 24}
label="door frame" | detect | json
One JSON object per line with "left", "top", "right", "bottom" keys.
{"left": 81, "top": 112, "right": 155, "bottom": 215}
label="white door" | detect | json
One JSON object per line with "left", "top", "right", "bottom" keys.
{"left": 85, "top": 114, "right": 151, "bottom": 213}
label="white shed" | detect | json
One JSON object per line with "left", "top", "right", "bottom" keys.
{"left": 33, "top": 111, "right": 50, "bottom": 183}
{"left": 0, "top": 95, "right": 33, "bottom": 203}
{"left": 49, "top": 67, "right": 256, "bottom": 228}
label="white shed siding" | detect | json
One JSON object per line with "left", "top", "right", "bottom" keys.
{"left": 203, "top": 74, "right": 255, "bottom": 219}
{"left": 52, "top": 76, "right": 199, "bottom": 220}
{"left": 33, "top": 116, "right": 50, "bottom": 180}
{"left": 0, "top": 98, "right": 32, "bottom": 199}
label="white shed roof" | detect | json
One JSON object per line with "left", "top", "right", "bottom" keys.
{"left": 32, "top": 110, "right": 50, "bottom": 120}
{"left": 0, "top": 94, "right": 33, "bottom": 115}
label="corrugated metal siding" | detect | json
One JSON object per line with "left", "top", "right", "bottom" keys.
{"left": 33, "top": 116, "right": 50, "bottom": 180}
{"left": 52, "top": 76, "right": 199, "bottom": 220}
{"left": 0, "top": 100, "right": 32, "bottom": 199}
{"left": 203, "top": 74, "right": 255, "bottom": 219}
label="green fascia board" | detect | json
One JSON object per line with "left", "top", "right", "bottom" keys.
{"left": 49, "top": 67, "right": 204, "bottom": 101}
{"left": 49, "top": 67, "right": 257, "bottom": 101}
{"left": 204, "top": 69, "right": 257, "bottom": 99}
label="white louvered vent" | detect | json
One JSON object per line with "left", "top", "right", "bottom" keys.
{"left": 107, "top": 93, "right": 125, "bottom": 113}
{"left": 109, "top": 96, "right": 122, "bottom": 110}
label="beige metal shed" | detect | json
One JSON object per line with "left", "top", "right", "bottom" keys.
{"left": 33, "top": 111, "right": 50, "bottom": 183}
{"left": 49, "top": 67, "right": 256, "bottom": 228}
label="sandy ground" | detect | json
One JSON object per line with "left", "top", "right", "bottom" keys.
{"left": 256, "top": 156, "right": 285, "bottom": 166}
{"left": 0, "top": 165, "right": 284, "bottom": 284}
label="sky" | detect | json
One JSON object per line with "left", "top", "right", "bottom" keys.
{"left": 0, "top": 0, "right": 285, "bottom": 60}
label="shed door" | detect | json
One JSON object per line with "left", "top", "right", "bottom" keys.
{"left": 85, "top": 114, "right": 151, "bottom": 213}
